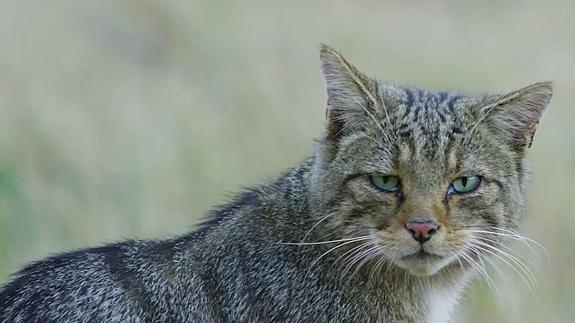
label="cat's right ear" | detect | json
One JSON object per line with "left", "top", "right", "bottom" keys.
{"left": 319, "top": 44, "right": 380, "bottom": 141}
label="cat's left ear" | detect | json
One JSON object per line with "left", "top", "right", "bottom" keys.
{"left": 483, "top": 82, "right": 553, "bottom": 151}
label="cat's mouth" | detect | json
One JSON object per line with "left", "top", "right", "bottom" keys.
{"left": 401, "top": 249, "right": 444, "bottom": 261}
{"left": 394, "top": 248, "right": 451, "bottom": 276}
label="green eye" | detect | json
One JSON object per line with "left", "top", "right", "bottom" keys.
{"left": 369, "top": 175, "right": 401, "bottom": 192}
{"left": 450, "top": 176, "right": 481, "bottom": 194}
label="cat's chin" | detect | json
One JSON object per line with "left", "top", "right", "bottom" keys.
{"left": 405, "top": 264, "right": 443, "bottom": 277}
{"left": 394, "top": 252, "right": 451, "bottom": 277}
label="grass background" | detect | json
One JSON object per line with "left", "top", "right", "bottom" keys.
{"left": 0, "top": 0, "right": 574, "bottom": 321}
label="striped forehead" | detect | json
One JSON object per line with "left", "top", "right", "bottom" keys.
{"left": 394, "top": 88, "right": 465, "bottom": 161}
{"left": 403, "top": 88, "right": 461, "bottom": 116}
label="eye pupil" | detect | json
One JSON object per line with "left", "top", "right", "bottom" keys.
{"left": 369, "top": 175, "right": 400, "bottom": 193}
{"left": 450, "top": 176, "right": 480, "bottom": 194}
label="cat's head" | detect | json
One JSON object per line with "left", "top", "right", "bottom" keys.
{"left": 310, "top": 45, "right": 552, "bottom": 277}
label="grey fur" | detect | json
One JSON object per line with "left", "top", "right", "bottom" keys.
{"left": 0, "top": 45, "right": 552, "bottom": 322}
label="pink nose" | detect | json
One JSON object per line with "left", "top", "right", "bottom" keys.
{"left": 405, "top": 220, "right": 439, "bottom": 243}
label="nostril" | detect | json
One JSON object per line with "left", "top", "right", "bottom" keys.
{"left": 428, "top": 226, "right": 439, "bottom": 236}
{"left": 405, "top": 220, "right": 440, "bottom": 243}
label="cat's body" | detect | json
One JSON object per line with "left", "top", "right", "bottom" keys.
{"left": 0, "top": 45, "right": 552, "bottom": 322}
{"left": 0, "top": 160, "right": 469, "bottom": 322}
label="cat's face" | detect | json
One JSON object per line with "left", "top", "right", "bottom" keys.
{"left": 312, "top": 45, "right": 552, "bottom": 277}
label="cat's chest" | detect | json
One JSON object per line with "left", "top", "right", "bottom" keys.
{"left": 425, "top": 287, "right": 460, "bottom": 323}
{"left": 424, "top": 274, "right": 471, "bottom": 323}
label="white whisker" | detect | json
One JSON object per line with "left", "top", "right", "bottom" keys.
{"left": 308, "top": 236, "right": 373, "bottom": 269}
{"left": 456, "top": 249, "right": 497, "bottom": 294}
{"left": 468, "top": 239, "right": 539, "bottom": 300}
{"left": 301, "top": 212, "right": 337, "bottom": 242}
{"left": 472, "top": 239, "right": 538, "bottom": 290}
{"left": 466, "top": 228, "right": 548, "bottom": 265}
{"left": 278, "top": 235, "right": 371, "bottom": 246}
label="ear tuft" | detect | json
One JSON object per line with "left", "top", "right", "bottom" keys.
{"left": 319, "top": 44, "right": 379, "bottom": 140}
{"left": 486, "top": 82, "right": 553, "bottom": 150}
{"left": 319, "top": 44, "right": 377, "bottom": 105}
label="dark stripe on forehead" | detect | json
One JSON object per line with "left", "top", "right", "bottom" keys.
{"left": 447, "top": 95, "right": 462, "bottom": 112}
{"left": 404, "top": 88, "right": 414, "bottom": 112}
{"left": 438, "top": 91, "right": 448, "bottom": 103}
{"left": 416, "top": 88, "right": 425, "bottom": 101}
{"left": 413, "top": 106, "right": 422, "bottom": 122}
{"left": 425, "top": 95, "right": 438, "bottom": 109}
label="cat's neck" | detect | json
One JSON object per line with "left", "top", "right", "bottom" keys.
{"left": 379, "top": 264, "right": 472, "bottom": 322}
{"left": 416, "top": 268, "right": 473, "bottom": 323}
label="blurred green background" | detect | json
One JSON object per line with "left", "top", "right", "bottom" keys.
{"left": 0, "top": 0, "right": 573, "bottom": 322}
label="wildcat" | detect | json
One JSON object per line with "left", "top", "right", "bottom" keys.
{"left": 0, "top": 44, "right": 552, "bottom": 322}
